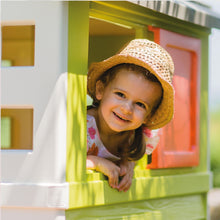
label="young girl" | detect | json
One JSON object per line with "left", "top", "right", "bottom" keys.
{"left": 86, "top": 39, "right": 174, "bottom": 192}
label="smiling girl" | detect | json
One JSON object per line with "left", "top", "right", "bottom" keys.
{"left": 86, "top": 39, "right": 174, "bottom": 192}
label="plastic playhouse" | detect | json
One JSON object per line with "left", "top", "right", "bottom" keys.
{"left": 1, "top": 1, "right": 220, "bottom": 219}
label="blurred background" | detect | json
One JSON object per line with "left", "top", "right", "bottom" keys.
{"left": 201, "top": 0, "right": 220, "bottom": 219}
{"left": 202, "top": 0, "right": 220, "bottom": 188}
{"left": 209, "top": 26, "right": 220, "bottom": 188}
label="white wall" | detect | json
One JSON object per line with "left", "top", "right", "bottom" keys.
{"left": 1, "top": 0, "right": 69, "bottom": 191}
{"left": 1, "top": 207, "right": 65, "bottom": 220}
{"left": 1, "top": 1, "right": 68, "bottom": 132}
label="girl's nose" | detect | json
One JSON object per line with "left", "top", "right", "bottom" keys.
{"left": 121, "top": 102, "right": 133, "bottom": 114}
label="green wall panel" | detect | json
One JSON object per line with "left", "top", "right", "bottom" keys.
{"left": 68, "top": 172, "right": 209, "bottom": 209}
{"left": 66, "top": 1, "right": 89, "bottom": 183}
{"left": 66, "top": 194, "right": 206, "bottom": 220}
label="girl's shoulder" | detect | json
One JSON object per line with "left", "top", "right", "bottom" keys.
{"left": 87, "top": 106, "right": 97, "bottom": 118}
{"left": 87, "top": 114, "right": 96, "bottom": 128}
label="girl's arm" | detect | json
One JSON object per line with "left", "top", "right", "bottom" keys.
{"left": 87, "top": 155, "right": 121, "bottom": 189}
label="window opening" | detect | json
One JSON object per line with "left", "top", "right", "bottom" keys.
{"left": 1, "top": 106, "right": 33, "bottom": 150}
{"left": 1, "top": 23, "right": 35, "bottom": 67}
{"left": 88, "top": 18, "right": 135, "bottom": 65}
{"left": 88, "top": 17, "right": 135, "bottom": 106}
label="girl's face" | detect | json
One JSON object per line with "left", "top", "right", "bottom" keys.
{"left": 96, "top": 68, "right": 162, "bottom": 134}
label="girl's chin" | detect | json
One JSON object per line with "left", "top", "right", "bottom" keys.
{"left": 107, "top": 123, "right": 130, "bottom": 133}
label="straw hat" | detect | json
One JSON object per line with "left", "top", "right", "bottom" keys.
{"left": 87, "top": 39, "right": 174, "bottom": 129}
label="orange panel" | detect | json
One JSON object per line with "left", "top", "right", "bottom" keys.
{"left": 147, "top": 27, "right": 200, "bottom": 168}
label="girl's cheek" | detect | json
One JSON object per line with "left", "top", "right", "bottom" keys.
{"left": 113, "top": 97, "right": 123, "bottom": 105}
{"left": 138, "top": 110, "right": 149, "bottom": 121}
{"left": 134, "top": 109, "right": 143, "bottom": 118}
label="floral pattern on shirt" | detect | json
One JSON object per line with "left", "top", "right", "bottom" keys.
{"left": 87, "top": 143, "right": 99, "bottom": 156}
{"left": 87, "top": 115, "right": 121, "bottom": 161}
{"left": 88, "top": 127, "right": 96, "bottom": 140}
{"left": 87, "top": 115, "right": 160, "bottom": 160}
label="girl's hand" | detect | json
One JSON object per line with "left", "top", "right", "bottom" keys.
{"left": 117, "top": 160, "right": 135, "bottom": 192}
{"left": 87, "top": 155, "right": 120, "bottom": 189}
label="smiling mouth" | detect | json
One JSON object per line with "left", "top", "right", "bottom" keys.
{"left": 113, "top": 112, "right": 130, "bottom": 122}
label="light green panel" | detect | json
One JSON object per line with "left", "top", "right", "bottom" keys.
{"left": 66, "top": 1, "right": 89, "bottom": 183}
{"left": 199, "top": 36, "right": 209, "bottom": 173}
{"left": 68, "top": 172, "right": 209, "bottom": 209}
{"left": 67, "top": 1, "right": 89, "bottom": 76}
{"left": 66, "top": 194, "right": 206, "bottom": 220}
{"left": 67, "top": 74, "right": 87, "bottom": 182}
{"left": 1, "top": 117, "right": 11, "bottom": 149}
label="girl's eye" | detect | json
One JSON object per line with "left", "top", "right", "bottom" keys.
{"left": 136, "top": 102, "right": 146, "bottom": 109}
{"left": 115, "top": 92, "right": 125, "bottom": 98}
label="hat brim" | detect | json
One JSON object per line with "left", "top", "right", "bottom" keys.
{"left": 87, "top": 54, "right": 174, "bottom": 129}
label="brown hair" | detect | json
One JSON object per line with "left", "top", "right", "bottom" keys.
{"left": 94, "top": 63, "right": 163, "bottom": 160}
